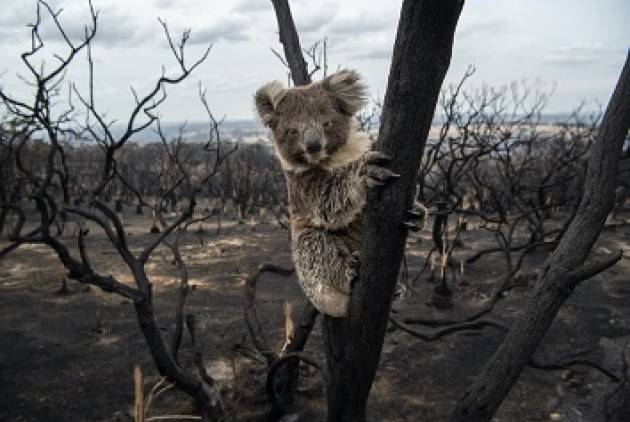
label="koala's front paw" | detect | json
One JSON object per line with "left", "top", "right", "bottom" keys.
{"left": 403, "top": 201, "right": 428, "bottom": 232}
{"left": 363, "top": 151, "right": 399, "bottom": 188}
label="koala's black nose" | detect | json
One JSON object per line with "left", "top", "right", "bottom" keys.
{"left": 305, "top": 139, "right": 322, "bottom": 153}
{"left": 304, "top": 128, "right": 322, "bottom": 154}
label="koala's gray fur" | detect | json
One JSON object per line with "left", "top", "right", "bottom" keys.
{"left": 286, "top": 159, "right": 367, "bottom": 316}
{"left": 254, "top": 69, "right": 422, "bottom": 317}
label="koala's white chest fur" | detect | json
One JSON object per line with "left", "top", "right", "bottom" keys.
{"left": 281, "top": 131, "right": 370, "bottom": 317}
{"left": 284, "top": 129, "right": 371, "bottom": 230}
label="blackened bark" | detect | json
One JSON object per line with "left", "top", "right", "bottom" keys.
{"left": 134, "top": 291, "right": 223, "bottom": 420}
{"left": 270, "top": 0, "right": 310, "bottom": 86}
{"left": 324, "top": 1, "right": 464, "bottom": 421}
{"left": 450, "top": 53, "right": 630, "bottom": 422}
{"left": 286, "top": 302, "right": 318, "bottom": 353}
{"left": 612, "top": 380, "right": 630, "bottom": 422}
{"left": 267, "top": 0, "right": 319, "bottom": 410}
{"left": 266, "top": 0, "right": 334, "bottom": 351}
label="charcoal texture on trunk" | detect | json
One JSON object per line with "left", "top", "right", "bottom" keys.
{"left": 271, "top": 0, "right": 310, "bottom": 86}
{"left": 268, "top": 1, "right": 464, "bottom": 419}
{"left": 450, "top": 52, "right": 630, "bottom": 422}
{"left": 323, "top": 1, "right": 464, "bottom": 421}
{"left": 266, "top": 0, "right": 320, "bottom": 411}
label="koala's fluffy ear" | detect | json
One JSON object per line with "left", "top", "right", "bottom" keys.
{"left": 322, "top": 69, "right": 367, "bottom": 116}
{"left": 254, "top": 81, "right": 285, "bottom": 128}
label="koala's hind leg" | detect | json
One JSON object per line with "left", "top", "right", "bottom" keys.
{"left": 292, "top": 228, "right": 357, "bottom": 317}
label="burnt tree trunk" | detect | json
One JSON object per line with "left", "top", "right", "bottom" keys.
{"left": 323, "top": 1, "right": 464, "bottom": 421}
{"left": 134, "top": 296, "right": 223, "bottom": 419}
{"left": 612, "top": 379, "right": 630, "bottom": 422}
{"left": 270, "top": 0, "right": 464, "bottom": 419}
{"left": 268, "top": 0, "right": 320, "bottom": 409}
{"left": 450, "top": 53, "right": 630, "bottom": 422}
{"left": 271, "top": 0, "right": 310, "bottom": 86}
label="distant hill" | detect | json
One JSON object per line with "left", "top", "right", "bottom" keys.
{"left": 105, "top": 119, "right": 268, "bottom": 145}
{"left": 98, "top": 113, "right": 587, "bottom": 145}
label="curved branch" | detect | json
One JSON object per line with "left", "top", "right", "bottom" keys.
{"left": 243, "top": 263, "right": 295, "bottom": 366}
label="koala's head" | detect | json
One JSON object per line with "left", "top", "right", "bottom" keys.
{"left": 254, "top": 69, "right": 367, "bottom": 170}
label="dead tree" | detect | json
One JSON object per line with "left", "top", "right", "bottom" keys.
{"left": 270, "top": 0, "right": 309, "bottom": 86}
{"left": 242, "top": 262, "right": 322, "bottom": 417}
{"left": 241, "top": 0, "right": 326, "bottom": 411}
{"left": 323, "top": 3, "right": 464, "bottom": 420}
{"left": 270, "top": 0, "right": 464, "bottom": 420}
{"left": 449, "top": 52, "right": 630, "bottom": 422}
{"left": 269, "top": 2, "right": 630, "bottom": 421}
{"left": 402, "top": 76, "right": 598, "bottom": 323}
{"left": 0, "top": 1, "right": 233, "bottom": 418}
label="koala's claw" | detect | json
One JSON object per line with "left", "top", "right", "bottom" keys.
{"left": 363, "top": 150, "right": 398, "bottom": 188}
{"left": 364, "top": 164, "right": 399, "bottom": 188}
{"left": 403, "top": 201, "right": 428, "bottom": 232}
{"left": 364, "top": 151, "right": 392, "bottom": 164}
{"left": 403, "top": 221, "right": 422, "bottom": 232}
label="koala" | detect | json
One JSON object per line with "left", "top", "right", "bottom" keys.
{"left": 254, "top": 69, "right": 426, "bottom": 317}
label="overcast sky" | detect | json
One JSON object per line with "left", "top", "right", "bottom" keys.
{"left": 0, "top": 0, "right": 628, "bottom": 122}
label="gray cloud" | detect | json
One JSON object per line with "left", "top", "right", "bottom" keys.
{"left": 543, "top": 44, "right": 615, "bottom": 66}
{"left": 2, "top": 0, "right": 627, "bottom": 121}
{"left": 0, "top": 4, "right": 31, "bottom": 25}
{"left": 349, "top": 48, "right": 392, "bottom": 61}
{"left": 322, "top": 12, "right": 396, "bottom": 62}
{"left": 0, "top": 4, "right": 153, "bottom": 48}
{"left": 190, "top": 16, "right": 250, "bottom": 44}
{"left": 47, "top": 11, "right": 148, "bottom": 47}
{"left": 233, "top": 0, "right": 272, "bottom": 14}
{"left": 326, "top": 12, "right": 393, "bottom": 37}
{"left": 458, "top": 20, "right": 508, "bottom": 38}
{"left": 154, "top": 0, "right": 176, "bottom": 9}
{"left": 0, "top": 3, "right": 40, "bottom": 39}
{"left": 292, "top": 2, "right": 339, "bottom": 34}
{"left": 326, "top": 35, "right": 393, "bottom": 62}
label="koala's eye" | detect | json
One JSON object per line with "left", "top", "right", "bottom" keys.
{"left": 286, "top": 128, "right": 299, "bottom": 136}
{"left": 323, "top": 120, "right": 332, "bottom": 129}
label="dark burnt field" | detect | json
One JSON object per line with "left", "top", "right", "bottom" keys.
{"left": 1, "top": 212, "right": 629, "bottom": 421}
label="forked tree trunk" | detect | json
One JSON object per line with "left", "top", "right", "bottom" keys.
{"left": 270, "top": 0, "right": 464, "bottom": 419}
{"left": 450, "top": 53, "right": 630, "bottom": 422}
{"left": 134, "top": 291, "right": 224, "bottom": 419}
{"left": 323, "top": 2, "right": 464, "bottom": 421}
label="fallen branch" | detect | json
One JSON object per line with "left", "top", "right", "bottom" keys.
{"left": 389, "top": 316, "right": 509, "bottom": 341}
{"left": 465, "top": 238, "right": 558, "bottom": 265}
